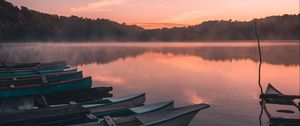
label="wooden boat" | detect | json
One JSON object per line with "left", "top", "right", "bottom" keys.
{"left": 0, "top": 87, "right": 113, "bottom": 112}
{"left": 0, "top": 77, "right": 92, "bottom": 98}
{"left": 71, "top": 103, "right": 210, "bottom": 126}
{"left": 0, "top": 61, "right": 67, "bottom": 69}
{"left": 0, "top": 71, "right": 83, "bottom": 86}
{"left": 260, "top": 84, "right": 300, "bottom": 126}
{"left": 93, "top": 101, "right": 174, "bottom": 118}
{"left": 51, "top": 93, "right": 146, "bottom": 113}
{"left": 0, "top": 104, "right": 95, "bottom": 126}
{"left": 0, "top": 68, "right": 77, "bottom": 78}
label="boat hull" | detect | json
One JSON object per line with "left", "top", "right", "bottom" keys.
{"left": 0, "top": 68, "right": 77, "bottom": 78}
{"left": 0, "top": 77, "right": 92, "bottom": 98}
{"left": 93, "top": 101, "right": 174, "bottom": 118}
{"left": 0, "top": 87, "right": 113, "bottom": 112}
{"left": 0, "top": 61, "right": 67, "bottom": 69}
{"left": 85, "top": 93, "right": 146, "bottom": 113}
{"left": 0, "top": 71, "right": 83, "bottom": 86}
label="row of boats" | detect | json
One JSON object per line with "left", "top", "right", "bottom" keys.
{"left": 0, "top": 61, "right": 210, "bottom": 126}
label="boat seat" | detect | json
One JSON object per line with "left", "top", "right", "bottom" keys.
{"left": 104, "top": 116, "right": 117, "bottom": 126}
{"left": 86, "top": 113, "right": 98, "bottom": 120}
{"left": 9, "top": 84, "right": 15, "bottom": 88}
{"left": 41, "top": 75, "right": 48, "bottom": 84}
{"left": 69, "top": 101, "right": 77, "bottom": 105}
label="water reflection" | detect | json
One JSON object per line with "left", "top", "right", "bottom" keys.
{"left": 77, "top": 52, "right": 297, "bottom": 126}
{"left": 0, "top": 42, "right": 299, "bottom": 66}
{"left": 0, "top": 42, "right": 299, "bottom": 126}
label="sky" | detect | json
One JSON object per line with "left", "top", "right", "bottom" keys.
{"left": 8, "top": 0, "right": 299, "bottom": 29}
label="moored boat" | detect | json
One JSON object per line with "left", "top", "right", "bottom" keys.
{"left": 260, "top": 84, "right": 300, "bottom": 126}
{"left": 0, "top": 68, "right": 77, "bottom": 78}
{"left": 93, "top": 101, "right": 174, "bottom": 117}
{"left": 0, "top": 61, "right": 67, "bottom": 69}
{"left": 0, "top": 87, "right": 113, "bottom": 111}
{"left": 0, "top": 77, "right": 92, "bottom": 98}
{"left": 71, "top": 103, "right": 210, "bottom": 126}
{"left": 0, "top": 71, "right": 83, "bottom": 86}
{"left": 51, "top": 93, "right": 146, "bottom": 113}
{"left": 0, "top": 104, "right": 94, "bottom": 126}
{"left": 0, "top": 64, "right": 70, "bottom": 73}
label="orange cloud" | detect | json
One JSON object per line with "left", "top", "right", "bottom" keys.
{"left": 70, "top": 0, "right": 126, "bottom": 12}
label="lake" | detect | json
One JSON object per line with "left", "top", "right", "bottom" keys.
{"left": 0, "top": 42, "right": 299, "bottom": 126}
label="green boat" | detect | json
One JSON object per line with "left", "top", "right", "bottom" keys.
{"left": 0, "top": 77, "right": 92, "bottom": 98}
{"left": 0, "top": 68, "right": 77, "bottom": 78}
{"left": 0, "top": 64, "right": 70, "bottom": 73}
{"left": 0, "top": 71, "right": 83, "bottom": 86}
{"left": 0, "top": 61, "right": 67, "bottom": 69}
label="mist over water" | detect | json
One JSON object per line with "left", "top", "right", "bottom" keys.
{"left": 0, "top": 42, "right": 299, "bottom": 126}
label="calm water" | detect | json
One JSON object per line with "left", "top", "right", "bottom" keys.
{"left": 0, "top": 42, "right": 299, "bottom": 126}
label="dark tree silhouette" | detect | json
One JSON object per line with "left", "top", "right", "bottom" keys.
{"left": 0, "top": 0, "right": 299, "bottom": 42}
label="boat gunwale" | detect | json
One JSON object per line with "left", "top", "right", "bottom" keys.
{"left": 0, "top": 76, "right": 92, "bottom": 90}
{"left": 86, "top": 93, "right": 146, "bottom": 109}
{"left": 0, "top": 70, "right": 80, "bottom": 81}
{"left": 142, "top": 103, "right": 210, "bottom": 126}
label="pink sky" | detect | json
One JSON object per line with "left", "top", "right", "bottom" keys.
{"left": 8, "top": 0, "right": 299, "bottom": 29}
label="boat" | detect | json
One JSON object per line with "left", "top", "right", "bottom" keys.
{"left": 42, "top": 87, "right": 113, "bottom": 105}
{"left": 0, "top": 68, "right": 77, "bottom": 78}
{"left": 0, "top": 77, "right": 92, "bottom": 98}
{"left": 71, "top": 103, "right": 210, "bottom": 126}
{"left": 0, "top": 87, "right": 113, "bottom": 112}
{"left": 92, "top": 101, "right": 174, "bottom": 117}
{"left": 0, "top": 64, "right": 70, "bottom": 73}
{"left": 260, "top": 84, "right": 300, "bottom": 126}
{"left": 0, "top": 70, "right": 80, "bottom": 81}
{"left": 0, "top": 71, "right": 83, "bottom": 86}
{"left": 0, "top": 104, "right": 95, "bottom": 126}
{"left": 0, "top": 92, "right": 144, "bottom": 112}
{"left": 0, "top": 93, "right": 147, "bottom": 126}
{"left": 0, "top": 61, "right": 67, "bottom": 69}
{"left": 51, "top": 93, "right": 146, "bottom": 113}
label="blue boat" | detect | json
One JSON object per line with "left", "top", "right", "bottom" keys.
{"left": 0, "top": 68, "right": 77, "bottom": 78}
{"left": 0, "top": 71, "right": 83, "bottom": 86}
{"left": 0, "top": 64, "right": 70, "bottom": 73}
{"left": 0, "top": 61, "right": 67, "bottom": 69}
{"left": 0, "top": 77, "right": 92, "bottom": 98}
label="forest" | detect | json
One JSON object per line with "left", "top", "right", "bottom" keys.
{"left": 0, "top": 0, "right": 299, "bottom": 42}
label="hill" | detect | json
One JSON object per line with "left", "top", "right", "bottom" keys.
{"left": 0, "top": 0, "right": 299, "bottom": 42}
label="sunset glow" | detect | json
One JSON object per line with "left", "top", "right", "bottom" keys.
{"left": 8, "top": 0, "right": 299, "bottom": 29}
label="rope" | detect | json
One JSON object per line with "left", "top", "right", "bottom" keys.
{"left": 255, "top": 21, "right": 263, "bottom": 95}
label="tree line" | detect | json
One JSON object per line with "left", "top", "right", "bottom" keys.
{"left": 0, "top": 0, "right": 299, "bottom": 42}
